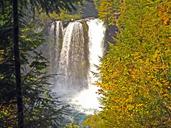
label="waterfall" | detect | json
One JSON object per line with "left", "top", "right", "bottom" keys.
{"left": 48, "top": 18, "right": 106, "bottom": 114}
{"left": 87, "top": 19, "right": 106, "bottom": 85}
{"left": 57, "top": 21, "right": 89, "bottom": 90}
{"left": 48, "top": 21, "right": 63, "bottom": 84}
{"left": 71, "top": 19, "right": 106, "bottom": 113}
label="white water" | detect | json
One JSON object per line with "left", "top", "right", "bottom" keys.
{"left": 48, "top": 18, "right": 106, "bottom": 114}
{"left": 71, "top": 19, "right": 106, "bottom": 114}
{"left": 48, "top": 21, "right": 63, "bottom": 85}
{"left": 87, "top": 19, "right": 106, "bottom": 84}
{"left": 57, "top": 21, "right": 88, "bottom": 91}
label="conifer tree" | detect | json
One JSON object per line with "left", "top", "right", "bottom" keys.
{"left": 0, "top": 0, "right": 82, "bottom": 127}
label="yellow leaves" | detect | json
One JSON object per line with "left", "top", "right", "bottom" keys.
{"left": 97, "top": 82, "right": 114, "bottom": 91}
{"left": 111, "top": 105, "right": 127, "bottom": 111}
{"left": 0, "top": 49, "right": 4, "bottom": 63}
{"left": 97, "top": 0, "right": 118, "bottom": 24}
{"left": 158, "top": 4, "right": 170, "bottom": 25}
{"left": 111, "top": 95, "right": 133, "bottom": 106}
{"left": 111, "top": 97, "right": 127, "bottom": 103}
{"left": 128, "top": 68, "right": 138, "bottom": 80}
{"left": 111, "top": 103, "right": 144, "bottom": 112}
{"left": 132, "top": 52, "right": 141, "bottom": 60}
{"left": 0, "top": 103, "right": 17, "bottom": 127}
{"left": 95, "top": 1, "right": 171, "bottom": 127}
{"left": 152, "top": 49, "right": 160, "bottom": 61}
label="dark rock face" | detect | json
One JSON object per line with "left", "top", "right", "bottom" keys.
{"left": 104, "top": 25, "right": 118, "bottom": 54}
{"left": 105, "top": 25, "right": 118, "bottom": 43}
{"left": 82, "top": 0, "right": 98, "bottom": 18}
{"left": 71, "top": 0, "right": 98, "bottom": 18}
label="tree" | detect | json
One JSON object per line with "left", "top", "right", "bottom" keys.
{"left": 0, "top": 0, "right": 82, "bottom": 127}
{"left": 86, "top": 0, "right": 171, "bottom": 127}
{"left": 12, "top": 0, "right": 82, "bottom": 127}
{"left": 97, "top": 0, "right": 120, "bottom": 25}
{"left": 12, "top": 0, "right": 24, "bottom": 127}
{"left": 0, "top": 1, "right": 17, "bottom": 127}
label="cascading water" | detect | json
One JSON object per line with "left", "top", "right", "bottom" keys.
{"left": 71, "top": 19, "right": 106, "bottom": 113}
{"left": 57, "top": 21, "right": 89, "bottom": 91}
{"left": 48, "top": 21, "right": 63, "bottom": 84}
{"left": 48, "top": 18, "right": 106, "bottom": 114}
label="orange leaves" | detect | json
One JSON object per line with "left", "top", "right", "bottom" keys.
{"left": 128, "top": 67, "right": 138, "bottom": 80}
{"left": 97, "top": 82, "right": 114, "bottom": 91}
{"left": 158, "top": 4, "right": 170, "bottom": 25}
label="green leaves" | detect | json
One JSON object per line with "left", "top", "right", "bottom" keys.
{"left": 0, "top": 0, "right": 83, "bottom": 127}
{"left": 20, "top": 0, "right": 82, "bottom": 14}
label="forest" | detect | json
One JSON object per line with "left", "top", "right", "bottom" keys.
{"left": 0, "top": 0, "right": 170, "bottom": 128}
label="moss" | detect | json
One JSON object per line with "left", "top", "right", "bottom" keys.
{"left": 39, "top": 10, "right": 81, "bottom": 22}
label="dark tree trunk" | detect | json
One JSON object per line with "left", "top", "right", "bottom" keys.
{"left": 12, "top": 0, "right": 24, "bottom": 127}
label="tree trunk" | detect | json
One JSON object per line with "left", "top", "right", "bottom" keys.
{"left": 12, "top": 0, "right": 24, "bottom": 127}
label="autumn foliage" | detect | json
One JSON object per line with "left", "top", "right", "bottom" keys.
{"left": 85, "top": 0, "right": 171, "bottom": 127}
